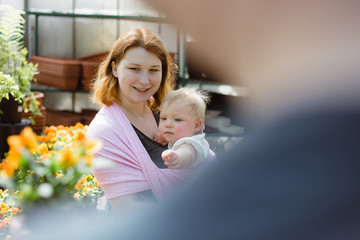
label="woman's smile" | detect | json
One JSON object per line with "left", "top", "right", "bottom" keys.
{"left": 133, "top": 86, "right": 151, "bottom": 94}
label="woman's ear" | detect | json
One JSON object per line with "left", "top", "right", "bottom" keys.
{"left": 111, "top": 61, "right": 118, "bottom": 77}
{"left": 194, "top": 119, "right": 203, "bottom": 134}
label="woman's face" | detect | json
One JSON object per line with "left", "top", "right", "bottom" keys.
{"left": 112, "top": 47, "right": 162, "bottom": 105}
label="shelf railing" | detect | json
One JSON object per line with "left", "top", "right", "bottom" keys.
{"left": 25, "top": 10, "right": 171, "bottom": 56}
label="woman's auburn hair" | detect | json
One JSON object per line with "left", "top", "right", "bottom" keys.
{"left": 91, "top": 28, "right": 176, "bottom": 110}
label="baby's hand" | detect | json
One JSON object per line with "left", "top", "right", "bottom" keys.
{"left": 162, "top": 150, "right": 181, "bottom": 169}
{"left": 153, "top": 131, "right": 168, "bottom": 146}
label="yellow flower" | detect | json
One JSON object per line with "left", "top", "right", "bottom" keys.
{"left": 55, "top": 172, "right": 64, "bottom": 178}
{"left": 15, "top": 191, "right": 23, "bottom": 199}
{"left": 0, "top": 202, "right": 10, "bottom": 215}
{"left": 73, "top": 192, "right": 80, "bottom": 200}
{"left": 0, "top": 189, "right": 8, "bottom": 195}
{"left": 81, "top": 187, "right": 89, "bottom": 196}
{"left": 85, "top": 175, "right": 93, "bottom": 181}
{"left": 35, "top": 143, "right": 48, "bottom": 155}
{"left": 58, "top": 146, "right": 78, "bottom": 168}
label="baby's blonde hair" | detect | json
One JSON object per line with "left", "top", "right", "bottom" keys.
{"left": 161, "top": 88, "right": 210, "bottom": 131}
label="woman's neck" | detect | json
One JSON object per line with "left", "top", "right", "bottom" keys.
{"left": 115, "top": 97, "right": 147, "bottom": 118}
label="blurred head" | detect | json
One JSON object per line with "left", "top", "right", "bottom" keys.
{"left": 145, "top": 0, "right": 360, "bottom": 123}
{"left": 159, "top": 88, "right": 209, "bottom": 144}
{"left": 92, "top": 28, "right": 176, "bottom": 110}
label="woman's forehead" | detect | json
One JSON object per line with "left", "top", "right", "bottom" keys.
{"left": 121, "top": 47, "right": 161, "bottom": 66}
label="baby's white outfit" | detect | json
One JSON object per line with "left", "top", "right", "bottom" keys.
{"left": 168, "top": 133, "right": 210, "bottom": 168}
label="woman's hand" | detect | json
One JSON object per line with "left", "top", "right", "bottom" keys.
{"left": 153, "top": 131, "right": 168, "bottom": 146}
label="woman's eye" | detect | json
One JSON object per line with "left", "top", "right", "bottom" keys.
{"left": 129, "top": 67, "right": 140, "bottom": 71}
{"left": 150, "top": 69, "right": 160, "bottom": 72}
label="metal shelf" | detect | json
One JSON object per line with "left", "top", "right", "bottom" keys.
{"left": 183, "top": 80, "right": 247, "bottom": 97}
{"left": 25, "top": 10, "right": 168, "bottom": 22}
{"left": 25, "top": 10, "right": 172, "bottom": 56}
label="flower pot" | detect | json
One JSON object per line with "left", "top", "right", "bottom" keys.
{"left": 25, "top": 91, "right": 44, "bottom": 108}
{"left": 0, "top": 95, "right": 22, "bottom": 124}
{"left": 79, "top": 52, "right": 109, "bottom": 91}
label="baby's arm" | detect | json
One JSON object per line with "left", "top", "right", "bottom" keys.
{"left": 162, "top": 143, "right": 196, "bottom": 169}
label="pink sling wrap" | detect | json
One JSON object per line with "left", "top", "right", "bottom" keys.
{"left": 86, "top": 103, "right": 214, "bottom": 201}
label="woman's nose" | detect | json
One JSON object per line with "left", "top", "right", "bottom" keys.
{"left": 139, "top": 72, "right": 150, "bottom": 84}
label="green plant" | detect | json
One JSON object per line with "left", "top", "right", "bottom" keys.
{"left": 0, "top": 5, "right": 40, "bottom": 117}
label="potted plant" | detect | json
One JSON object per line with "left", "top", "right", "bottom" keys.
{"left": 0, "top": 4, "right": 40, "bottom": 123}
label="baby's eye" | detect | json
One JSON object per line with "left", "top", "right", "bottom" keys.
{"left": 175, "top": 118, "right": 182, "bottom": 122}
{"left": 160, "top": 117, "right": 167, "bottom": 121}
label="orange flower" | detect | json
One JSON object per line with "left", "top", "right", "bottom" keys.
{"left": 74, "top": 130, "right": 86, "bottom": 140}
{"left": 1, "top": 150, "right": 21, "bottom": 176}
{"left": 74, "top": 122, "right": 85, "bottom": 129}
{"left": 94, "top": 178, "right": 99, "bottom": 187}
{"left": 20, "top": 127, "right": 39, "bottom": 152}
{"left": 35, "top": 143, "right": 48, "bottom": 155}
{"left": 0, "top": 202, "right": 10, "bottom": 215}
{"left": 75, "top": 177, "right": 86, "bottom": 190}
{"left": 0, "top": 217, "right": 11, "bottom": 229}
{"left": 11, "top": 207, "right": 22, "bottom": 215}
{"left": 44, "top": 126, "right": 57, "bottom": 143}
{"left": 55, "top": 172, "right": 64, "bottom": 178}
{"left": 1, "top": 127, "right": 40, "bottom": 176}
{"left": 37, "top": 135, "right": 49, "bottom": 143}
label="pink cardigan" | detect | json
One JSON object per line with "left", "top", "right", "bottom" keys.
{"left": 86, "top": 103, "right": 214, "bottom": 201}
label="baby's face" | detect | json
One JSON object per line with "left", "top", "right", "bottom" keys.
{"left": 159, "top": 100, "right": 200, "bottom": 145}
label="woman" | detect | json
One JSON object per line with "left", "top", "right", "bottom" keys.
{"left": 87, "top": 28, "right": 213, "bottom": 212}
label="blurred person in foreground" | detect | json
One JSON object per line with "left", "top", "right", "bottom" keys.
{"left": 19, "top": 0, "right": 360, "bottom": 239}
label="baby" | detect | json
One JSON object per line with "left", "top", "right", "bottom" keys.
{"left": 157, "top": 88, "right": 210, "bottom": 169}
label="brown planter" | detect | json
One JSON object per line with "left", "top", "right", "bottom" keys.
{"left": 79, "top": 52, "right": 109, "bottom": 91}
{"left": 46, "top": 109, "right": 82, "bottom": 126}
{"left": 31, "top": 56, "right": 81, "bottom": 91}
{"left": 31, "top": 56, "right": 81, "bottom": 78}
{"left": 35, "top": 74, "right": 80, "bottom": 91}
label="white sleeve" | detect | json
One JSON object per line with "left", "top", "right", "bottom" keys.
{"left": 172, "top": 134, "right": 210, "bottom": 168}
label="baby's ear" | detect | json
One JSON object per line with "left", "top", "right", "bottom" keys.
{"left": 111, "top": 61, "right": 118, "bottom": 77}
{"left": 194, "top": 119, "right": 203, "bottom": 133}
